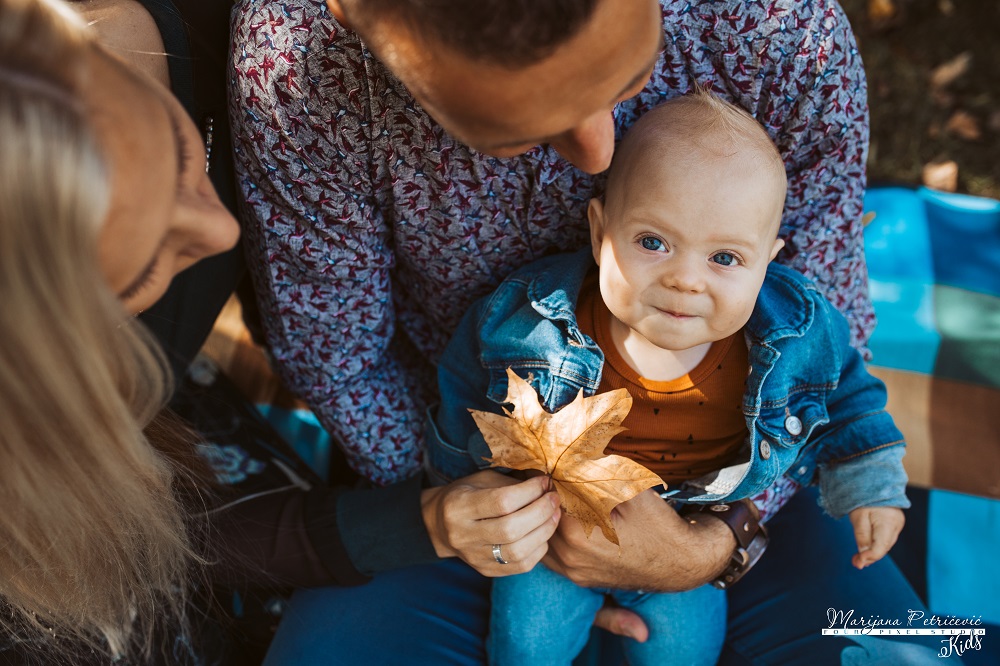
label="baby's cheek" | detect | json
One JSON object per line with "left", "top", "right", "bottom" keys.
{"left": 713, "top": 300, "right": 755, "bottom": 335}
{"left": 602, "top": 272, "right": 639, "bottom": 311}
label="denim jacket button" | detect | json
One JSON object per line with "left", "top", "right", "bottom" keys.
{"left": 784, "top": 415, "right": 803, "bottom": 436}
{"left": 759, "top": 440, "right": 771, "bottom": 460}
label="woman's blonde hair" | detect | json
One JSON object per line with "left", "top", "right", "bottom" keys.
{"left": 0, "top": 0, "right": 200, "bottom": 657}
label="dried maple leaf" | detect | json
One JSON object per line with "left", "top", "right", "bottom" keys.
{"left": 469, "top": 368, "right": 663, "bottom": 545}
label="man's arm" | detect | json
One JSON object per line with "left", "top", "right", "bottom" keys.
{"left": 230, "top": 1, "right": 427, "bottom": 484}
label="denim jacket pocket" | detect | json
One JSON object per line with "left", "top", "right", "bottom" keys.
{"left": 486, "top": 364, "right": 533, "bottom": 404}
{"left": 484, "top": 363, "right": 572, "bottom": 412}
{"left": 758, "top": 392, "right": 830, "bottom": 449}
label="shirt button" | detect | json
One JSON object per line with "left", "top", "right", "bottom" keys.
{"left": 759, "top": 440, "right": 771, "bottom": 460}
{"left": 784, "top": 415, "right": 803, "bottom": 436}
{"left": 797, "top": 466, "right": 808, "bottom": 476}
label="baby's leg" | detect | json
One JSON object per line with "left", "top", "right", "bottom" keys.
{"left": 615, "top": 584, "right": 726, "bottom": 666}
{"left": 489, "top": 563, "right": 605, "bottom": 666}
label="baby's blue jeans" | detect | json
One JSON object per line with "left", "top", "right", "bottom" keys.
{"left": 489, "top": 562, "right": 725, "bottom": 666}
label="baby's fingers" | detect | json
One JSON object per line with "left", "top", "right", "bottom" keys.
{"left": 850, "top": 510, "right": 872, "bottom": 567}
{"left": 851, "top": 508, "right": 905, "bottom": 570}
{"left": 868, "top": 511, "right": 904, "bottom": 559}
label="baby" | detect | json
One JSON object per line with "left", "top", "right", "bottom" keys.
{"left": 427, "top": 91, "right": 909, "bottom": 666}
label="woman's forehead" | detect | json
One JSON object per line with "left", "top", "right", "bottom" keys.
{"left": 86, "top": 47, "right": 176, "bottom": 294}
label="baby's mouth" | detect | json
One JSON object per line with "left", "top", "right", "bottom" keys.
{"left": 657, "top": 307, "right": 695, "bottom": 319}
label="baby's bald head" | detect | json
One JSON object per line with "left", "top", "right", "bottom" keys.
{"left": 605, "top": 91, "right": 787, "bottom": 238}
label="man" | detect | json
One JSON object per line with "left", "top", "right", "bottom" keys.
{"left": 231, "top": 1, "right": 940, "bottom": 663}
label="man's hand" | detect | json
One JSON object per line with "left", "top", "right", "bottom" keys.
{"left": 421, "top": 471, "right": 561, "bottom": 576}
{"left": 543, "top": 489, "right": 736, "bottom": 591}
{"left": 849, "top": 506, "right": 904, "bottom": 569}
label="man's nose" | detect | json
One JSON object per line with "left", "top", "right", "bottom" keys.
{"left": 549, "top": 110, "right": 615, "bottom": 174}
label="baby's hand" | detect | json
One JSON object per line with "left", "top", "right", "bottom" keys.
{"left": 848, "top": 506, "right": 905, "bottom": 570}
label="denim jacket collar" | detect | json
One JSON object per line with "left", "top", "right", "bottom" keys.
{"left": 527, "top": 248, "right": 594, "bottom": 324}
{"left": 745, "top": 265, "right": 817, "bottom": 346}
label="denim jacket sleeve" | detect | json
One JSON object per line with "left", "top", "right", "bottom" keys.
{"left": 800, "top": 294, "right": 909, "bottom": 517}
{"left": 424, "top": 296, "right": 499, "bottom": 485}
{"left": 806, "top": 295, "right": 906, "bottom": 463}
{"left": 818, "top": 446, "right": 910, "bottom": 519}
{"left": 425, "top": 251, "right": 599, "bottom": 485}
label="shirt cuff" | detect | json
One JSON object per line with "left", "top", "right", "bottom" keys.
{"left": 818, "top": 445, "right": 911, "bottom": 520}
{"left": 336, "top": 474, "right": 440, "bottom": 575}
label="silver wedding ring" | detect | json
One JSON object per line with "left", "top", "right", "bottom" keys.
{"left": 492, "top": 543, "right": 508, "bottom": 565}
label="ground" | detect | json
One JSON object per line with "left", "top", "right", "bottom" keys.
{"left": 839, "top": 0, "right": 999, "bottom": 199}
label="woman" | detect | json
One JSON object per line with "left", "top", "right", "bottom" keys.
{"left": 1, "top": 3, "right": 555, "bottom": 663}
{"left": 0, "top": 0, "right": 237, "bottom": 659}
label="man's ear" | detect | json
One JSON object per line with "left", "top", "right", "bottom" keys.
{"left": 769, "top": 237, "right": 785, "bottom": 261}
{"left": 326, "top": 0, "right": 349, "bottom": 26}
{"left": 588, "top": 198, "right": 606, "bottom": 266}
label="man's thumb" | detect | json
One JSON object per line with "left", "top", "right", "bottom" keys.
{"left": 594, "top": 606, "right": 650, "bottom": 643}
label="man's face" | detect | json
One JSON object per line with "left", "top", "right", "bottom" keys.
{"left": 589, "top": 143, "right": 786, "bottom": 352}
{"left": 346, "top": 0, "right": 663, "bottom": 174}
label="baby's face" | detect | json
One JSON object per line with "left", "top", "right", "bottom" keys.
{"left": 590, "top": 145, "right": 785, "bottom": 352}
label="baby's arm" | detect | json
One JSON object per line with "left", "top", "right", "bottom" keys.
{"left": 816, "top": 446, "right": 910, "bottom": 568}
{"left": 848, "top": 506, "right": 905, "bottom": 570}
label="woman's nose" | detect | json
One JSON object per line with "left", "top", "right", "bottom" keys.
{"left": 549, "top": 110, "right": 616, "bottom": 174}
{"left": 174, "top": 180, "right": 241, "bottom": 274}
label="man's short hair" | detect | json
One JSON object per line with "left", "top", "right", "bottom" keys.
{"left": 345, "top": 0, "right": 601, "bottom": 68}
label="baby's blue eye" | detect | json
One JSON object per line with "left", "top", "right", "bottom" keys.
{"left": 640, "top": 237, "right": 666, "bottom": 252}
{"left": 712, "top": 252, "right": 737, "bottom": 266}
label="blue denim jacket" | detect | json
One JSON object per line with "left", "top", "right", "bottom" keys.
{"left": 427, "top": 249, "right": 909, "bottom": 518}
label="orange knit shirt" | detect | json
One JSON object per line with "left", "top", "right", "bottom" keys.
{"left": 576, "top": 275, "right": 748, "bottom": 484}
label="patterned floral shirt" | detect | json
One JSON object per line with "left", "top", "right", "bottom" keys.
{"left": 230, "top": 0, "right": 872, "bottom": 488}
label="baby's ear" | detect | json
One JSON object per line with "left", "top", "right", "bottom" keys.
{"left": 768, "top": 237, "right": 785, "bottom": 262}
{"left": 588, "top": 198, "right": 606, "bottom": 266}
